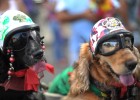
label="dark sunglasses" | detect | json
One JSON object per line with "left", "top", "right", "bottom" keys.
{"left": 97, "top": 33, "right": 134, "bottom": 56}
{"left": 8, "top": 30, "right": 41, "bottom": 51}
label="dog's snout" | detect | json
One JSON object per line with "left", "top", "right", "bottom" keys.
{"left": 33, "top": 50, "right": 43, "bottom": 59}
{"left": 125, "top": 60, "right": 137, "bottom": 71}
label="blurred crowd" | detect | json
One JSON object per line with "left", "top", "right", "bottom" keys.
{"left": 0, "top": 0, "right": 140, "bottom": 77}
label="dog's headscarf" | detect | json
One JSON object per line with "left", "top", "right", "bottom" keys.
{"left": 89, "top": 17, "right": 131, "bottom": 55}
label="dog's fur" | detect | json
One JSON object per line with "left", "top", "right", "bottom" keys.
{"left": 62, "top": 43, "right": 140, "bottom": 100}
{"left": 0, "top": 50, "right": 40, "bottom": 100}
{"left": 0, "top": 31, "right": 44, "bottom": 100}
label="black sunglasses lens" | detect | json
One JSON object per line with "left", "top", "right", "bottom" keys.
{"left": 31, "top": 30, "right": 41, "bottom": 43}
{"left": 124, "top": 36, "right": 133, "bottom": 48}
{"left": 100, "top": 39, "right": 119, "bottom": 54}
{"left": 10, "top": 32, "right": 28, "bottom": 50}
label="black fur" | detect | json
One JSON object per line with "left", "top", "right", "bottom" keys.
{"left": 0, "top": 49, "right": 8, "bottom": 83}
{"left": 0, "top": 87, "right": 39, "bottom": 100}
{"left": 0, "top": 28, "right": 45, "bottom": 100}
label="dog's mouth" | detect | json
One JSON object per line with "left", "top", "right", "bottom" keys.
{"left": 119, "top": 73, "right": 134, "bottom": 86}
{"left": 22, "top": 48, "right": 45, "bottom": 67}
{"left": 108, "top": 65, "right": 135, "bottom": 86}
{"left": 32, "top": 60, "right": 54, "bottom": 75}
{"left": 32, "top": 60, "right": 47, "bottom": 73}
{"left": 32, "top": 49, "right": 44, "bottom": 60}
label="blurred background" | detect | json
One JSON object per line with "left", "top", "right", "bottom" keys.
{"left": 0, "top": 0, "right": 140, "bottom": 86}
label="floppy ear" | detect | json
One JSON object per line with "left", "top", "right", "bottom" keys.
{"left": 69, "top": 43, "right": 93, "bottom": 95}
{"left": 0, "top": 49, "right": 9, "bottom": 83}
{"left": 133, "top": 46, "right": 140, "bottom": 79}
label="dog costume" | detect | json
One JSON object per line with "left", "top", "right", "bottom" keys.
{"left": 0, "top": 10, "right": 54, "bottom": 100}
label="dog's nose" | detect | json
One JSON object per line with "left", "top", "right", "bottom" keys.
{"left": 33, "top": 50, "right": 43, "bottom": 59}
{"left": 125, "top": 60, "right": 137, "bottom": 71}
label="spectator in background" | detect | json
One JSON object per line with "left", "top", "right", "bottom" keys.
{"left": 124, "top": 0, "right": 140, "bottom": 51}
{"left": 23, "top": 0, "right": 39, "bottom": 23}
{"left": 44, "top": 0, "right": 66, "bottom": 66}
{"left": 55, "top": 0, "right": 97, "bottom": 65}
{"left": 137, "top": 0, "right": 140, "bottom": 24}
{"left": 91, "top": 0, "right": 131, "bottom": 29}
{"left": 0, "top": 0, "right": 27, "bottom": 15}
{"left": 124, "top": 0, "right": 137, "bottom": 24}
{"left": 55, "top": 0, "right": 130, "bottom": 65}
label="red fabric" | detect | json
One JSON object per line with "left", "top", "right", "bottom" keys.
{"left": 120, "top": 86, "right": 127, "bottom": 98}
{"left": 46, "top": 63, "right": 54, "bottom": 74}
{"left": 3, "top": 76, "right": 24, "bottom": 91}
{"left": 12, "top": 68, "right": 39, "bottom": 91}
{"left": 68, "top": 72, "right": 72, "bottom": 76}
{"left": 109, "top": 80, "right": 140, "bottom": 98}
{"left": 5, "top": 62, "right": 54, "bottom": 91}
{"left": 109, "top": 82, "right": 127, "bottom": 98}
{"left": 14, "top": 69, "right": 26, "bottom": 77}
{"left": 136, "top": 82, "right": 140, "bottom": 87}
{"left": 24, "top": 68, "right": 39, "bottom": 91}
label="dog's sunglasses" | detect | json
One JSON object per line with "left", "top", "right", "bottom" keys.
{"left": 8, "top": 30, "right": 41, "bottom": 51}
{"left": 97, "top": 33, "right": 134, "bottom": 56}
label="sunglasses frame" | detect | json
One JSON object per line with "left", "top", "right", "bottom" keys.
{"left": 95, "top": 32, "right": 134, "bottom": 56}
{"left": 3, "top": 24, "right": 40, "bottom": 53}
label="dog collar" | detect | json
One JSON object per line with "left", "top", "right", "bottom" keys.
{"left": 90, "top": 84, "right": 109, "bottom": 98}
{"left": 90, "top": 79, "right": 140, "bottom": 100}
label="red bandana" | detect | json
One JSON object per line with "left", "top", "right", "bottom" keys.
{"left": 2, "top": 63, "right": 54, "bottom": 91}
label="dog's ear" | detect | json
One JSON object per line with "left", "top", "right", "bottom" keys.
{"left": 133, "top": 46, "right": 140, "bottom": 79}
{"left": 0, "top": 49, "right": 8, "bottom": 83}
{"left": 69, "top": 43, "right": 93, "bottom": 95}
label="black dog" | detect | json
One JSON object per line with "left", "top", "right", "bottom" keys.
{"left": 0, "top": 10, "right": 50, "bottom": 100}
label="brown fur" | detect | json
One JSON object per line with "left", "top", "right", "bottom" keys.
{"left": 62, "top": 43, "right": 140, "bottom": 100}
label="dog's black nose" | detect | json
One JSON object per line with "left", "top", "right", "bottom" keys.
{"left": 125, "top": 60, "right": 137, "bottom": 71}
{"left": 33, "top": 50, "right": 43, "bottom": 59}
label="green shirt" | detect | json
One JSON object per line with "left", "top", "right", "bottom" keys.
{"left": 48, "top": 67, "right": 73, "bottom": 95}
{"left": 48, "top": 66, "right": 107, "bottom": 98}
